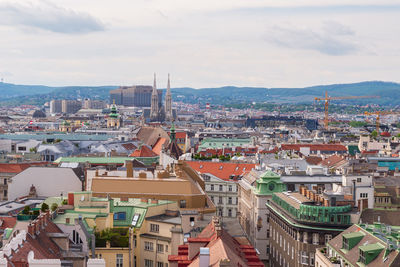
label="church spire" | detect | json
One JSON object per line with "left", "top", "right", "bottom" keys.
{"left": 165, "top": 73, "right": 173, "bottom": 121}
{"left": 150, "top": 73, "right": 159, "bottom": 120}
{"left": 153, "top": 73, "right": 157, "bottom": 94}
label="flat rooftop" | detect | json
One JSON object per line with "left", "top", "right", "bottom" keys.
{"left": 274, "top": 192, "right": 312, "bottom": 209}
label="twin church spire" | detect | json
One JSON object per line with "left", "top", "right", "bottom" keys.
{"left": 150, "top": 73, "right": 173, "bottom": 121}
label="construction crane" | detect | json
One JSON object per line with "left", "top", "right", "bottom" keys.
{"left": 364, "top": 111, "right": 399, "bottom": 134}
{"left": 315, "top": 91, "right": 380, "bottom": 129}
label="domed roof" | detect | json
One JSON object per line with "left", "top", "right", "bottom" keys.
{"left": 32, "top": 110, "right": 46, "bottom": 118}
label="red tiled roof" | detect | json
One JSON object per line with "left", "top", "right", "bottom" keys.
{"left": 152, "top": 137, "right": 167, "bottom": 155}
{"left": 305, "top": 156, "right": 323, "bottom": 165}
{"left": 0, "top": 163, "right": 46, "bottom": 174}
{"left": 381, "top": 131, "right": 391, "bottom": 137}
{"left": 121, "top": 143, "right": 137, "bottom": 151}
{"left": 0, "top": 217, "right": 16, "bottom": 230}
{"left": 281, "top": 144, "right": 347, "bottom": 152}
{"left": 7, "top": 219, "right": 63, "bottom": 265}
{"left": 169, "top": 218, "right": 263, "bottom": 267}
{"left": 129, "top": 145, "right": 158, "bottom": 157}
{"left": 320, "top": 155, "right": 346, "bottom": 167}
{"left": 186, "top": 161, "right": 256, "bottom": 180}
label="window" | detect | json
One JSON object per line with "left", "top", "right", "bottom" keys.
{"left": 144, "top": 241, "right": 154, "bottom": 251}
{"left": 166, "top": 245, "right": 168, "bottom": 252}
{"left": 359, "top": 249, "right": 366, "bottom": 264}
{"left": 218, "top": 197, "right": 223, "bottom": 204}
{"left": 145, "top": 259, "right": 153, "bottom": 267}
{"left": 210, "top": 196, "right": 214, "bottom": 203}
{"left": 301, "top": 251, "right": 309, "bottom": 265}
{"left": 157, "top": 262, "right": 164, "bottom": 267}
{"left": 312, "top": 233, "right": 319, "bottom": 245}
{"left": 267, "top": 229, "right": 270, "bottom": 238}
{"left": 114, "top": 212, "right": 126, "bottom": 220}
{"left": 310, "top": 252, "right": 315, "bottom": 266}
{"left": 116, "top": 254, "right": 123, "bottom": 267}
{"left": 228, "top": 197, "right": 232, "bottom": 204}
{"left": 228, "top": 185, "right": 232, "bottom": 192}
{"left": 360, "top": 193, "right": 368, "bottom": 198}
{"left": 292, "top": 247, "right": 294, "bottom": 260}
{"left": 341, "top": 234, "right": 351, "bottom": 248}
{"left": 211, "top": 184, "right": 214, "bottom": 191}
{"left": 180, "top": 200, "right": 186, "bottom": 208}
{"left": 228, "top": 209, "right": 232, "bottom": 217}
{"left": 3, "top": 178, "right": 7, "bottom": 185}
{"left": 266, "top": 245, "right": 270, "bottom": 254}
{"left": 157, "top": 244, "right": 164, "bottom": 253}
{"left": 357, "top": 177, "right": 362, "bottom": 183}
{"left": 150, "top": 224, "right": 159, "bottom": 233}
{"left": 3, "top": 190, "right": 7, "bottom": 198}
{"left": 325, "top": 234, "right": 332, "bottom": 244}
{"left": 219, "top": 185, "right": 223, "bottom": 191}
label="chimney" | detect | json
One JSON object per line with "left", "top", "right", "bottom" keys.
{"left": 28, "top": 223, "right": 34, "bottom": 237}
{"left": 170, "top": 226, "right": 184, "bottom": 255}
{"left": 126, "top": 160, "right": 133, "bottom": 178}
{"left": 199, "top": 247, "right": 210, "bottom": 267}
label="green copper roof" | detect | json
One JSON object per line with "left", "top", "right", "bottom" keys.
{"left": 198, "top": 138, "right": 251, "bottom": 150}
{"left": 254, "top": 171, "right": 285, "bottom": 195}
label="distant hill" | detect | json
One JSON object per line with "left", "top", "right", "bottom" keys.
{"left": 0, "top": 81, "right": 399, "bottom": 106}
{"left": 170, "top": 81, "right": 400, "bottom": 105}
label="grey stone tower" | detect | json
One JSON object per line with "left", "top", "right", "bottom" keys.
{"left": 150, "top": 73, "right": 159, "bottom": 120}
{"left": 165, "top": 74, "right": 173, "bottom": 121}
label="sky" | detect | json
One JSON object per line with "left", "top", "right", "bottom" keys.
{"left": 0, "top": 0, "right": 400, "bottom": 88}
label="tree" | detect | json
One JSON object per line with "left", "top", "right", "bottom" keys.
{"left": 51, "top": 203, "right": 58, "bottom": 212}
{"left": 41, "top": 203, "right": 49, "bottom": 212}
{"left": 22, "top": 206, "right": 30, "bottom": 215}
{"left": 371, "top": 130, "right": 378, "bottom": 138}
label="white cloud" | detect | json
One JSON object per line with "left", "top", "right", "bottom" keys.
{"left": 0, "top": 1, "right": 105, "bottom": 34}
{"left": 265, "top": 22, "right": 359, "bottom": 55}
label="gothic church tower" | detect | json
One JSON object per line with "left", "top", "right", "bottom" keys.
{"left": 150, "top": 73, "right": 159, "bottom": 120}
{"left": 165, "top": 74, "right": 173, "bottom": 121}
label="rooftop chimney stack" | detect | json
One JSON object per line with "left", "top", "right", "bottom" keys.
{"left": 126, "top": 160, "right": 133, "bottom": 178}
{"left": 199, "top": 247, "right": 210, "bottom": 267}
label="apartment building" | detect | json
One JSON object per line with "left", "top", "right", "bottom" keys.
{"left": 316, "top": 223, "right": 400, "bottom": 267}
{"left": 237, "top": 170, "right": 286, "bottom": 263}
{"left": 201, "top": 173, "right": 238, "bottom": 217}
{"left": 266, "top": 189, "right": 358, "bottom": 267}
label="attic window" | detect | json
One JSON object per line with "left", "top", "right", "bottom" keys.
{"left": 219, "top": 166, "right": 223, "bottom": 170}
{"left": 199, "top": 165, "right": 203, "bottom": 169}
{"left": 243, "top": 167, "right": 246, "bottom": 171}
{"left": 235, "top": 167, "right": 239, "bottom": 171}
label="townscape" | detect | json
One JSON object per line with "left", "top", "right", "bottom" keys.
{"left": 0, "top": 75, "right": 398, "bottom": 267}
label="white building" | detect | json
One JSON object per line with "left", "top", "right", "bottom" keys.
{"left": 201, "top": 173, "right": 238, "bottom": 217}
{"left": 8, "top": 167, "right": 82, "bottom": 200}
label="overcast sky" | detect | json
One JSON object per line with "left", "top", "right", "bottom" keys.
{"left": 0, "top": 0, "right": 399, "bottom": 88}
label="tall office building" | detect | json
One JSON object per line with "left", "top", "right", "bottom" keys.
{"left": 109, "top": 86, "right": 161, "bottom": 107}
{"left": 50, "top": 100, "right": 62, "bottom": 114}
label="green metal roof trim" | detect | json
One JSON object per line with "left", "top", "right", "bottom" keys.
{"left": 54, "top": 156, "right": 159, "bottom": 165}
{"left": 198, "top": 138, "right": 251, "bottom": 149}
{"left": 0, "top": 133, "right": 113, "bottom": 141}
{"left": 4, "top": 228, "right": 13, "bottom": 239}
{"left": 266, "top": 202, "right": 346, "bottom": 232}
{"left": 52, "top": 210, "right": 108, "bottom": 226}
